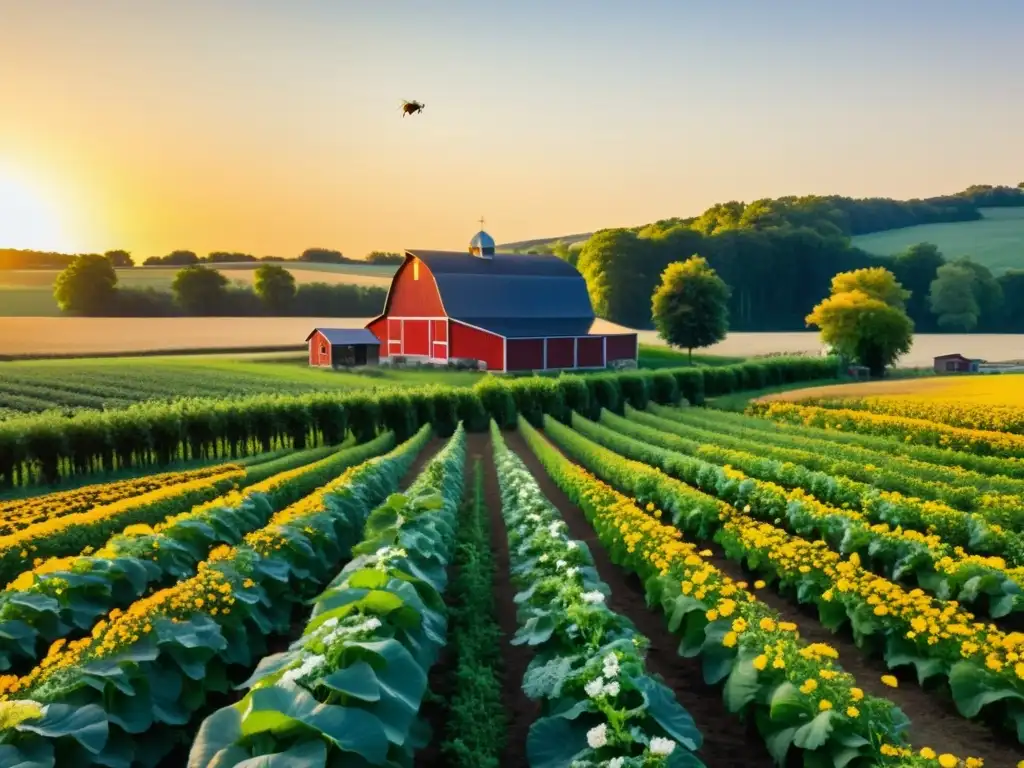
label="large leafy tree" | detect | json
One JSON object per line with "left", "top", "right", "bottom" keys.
{"left": 806, "top": 267, "right": 913, "bottom": 376}
{"left": 53, "top": 254, "right": 118, "bottom": 315}
{"left": 929, "top": 263, "right": 980, "bottom": 331}
{"left": 253, "top": 264, "right": 296, "bottom": 313}
{"left": 171, "top": 266, "right": 229, "bottom": 315}
{"left": 650, "top": 255, "right": 731, "bottom": 362}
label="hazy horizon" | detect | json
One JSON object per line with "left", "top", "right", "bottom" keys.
{"left": 2, "top": 0, "right": 1022, "bottom": 259}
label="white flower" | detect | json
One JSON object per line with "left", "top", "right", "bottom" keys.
{"left": 649, "top": 737, "right": 676, "bottom": 756}
{"left": 566, "top": 567, "right": 579, "bottom": 578}
{"left": 539, "top": 554, "right": 549, "bottom": 563}
{"left": 567, "top": 541, "right": 579, "bottom": 550}
{"left": 602, "top": 653, "right": 619, "bottom": 677}
{"left": 602, "top": 681, "right": 620, "bottom": 697}
{"left": 549, "top": 522, "right": 562, "bottom": 536}
{"left": 582, "top": 591, "right": 605, "bottom": 604}
{"left": 584, "top": 678, "right": 604, "bottom": 698}
{"left": 586, "top": 723, "right": 608, "bottom": 749}
{"left": 607, "top": 759, "right": 625, "bottom": 768}
{"left": 556, "top": 559, "right": 567, "bottom": 570}
{"left": 362, "top": 617, "right": 382, "bottom": 632}
{"left": 527, "top": 513, "right": 542, "bottom": 523}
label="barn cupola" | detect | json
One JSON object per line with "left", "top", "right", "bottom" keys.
{"left": 468, "top": 218, "right": 495, "bottom": 259}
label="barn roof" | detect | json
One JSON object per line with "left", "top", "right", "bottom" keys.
{"left": 306, "top": 328, "right": 381, "bottom": 345}
{"left": 405, "top": 249, "right": 595, "bottom": 321}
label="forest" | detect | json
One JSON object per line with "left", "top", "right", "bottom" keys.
{"left": 566, "top": 184, "right": 1024, "bottom": 332}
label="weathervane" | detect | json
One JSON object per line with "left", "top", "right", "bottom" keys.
{"left": 478, "top": 216, "right": 486, "bottom": 229}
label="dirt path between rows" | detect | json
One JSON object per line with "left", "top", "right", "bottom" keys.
{"left": 503, "top": 429, "right": 776, "bottom": 768}
{"left": 475, "top": 432, "right": 541, "bottom": 768}
{"left": 509, "top": 429, "right": 1024, "bottom": 766}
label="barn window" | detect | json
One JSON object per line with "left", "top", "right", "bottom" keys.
{"left": 320, "top": 344, "right": 327, "bottom": 355}
{"left": 413, "top": 260, "right": 420, "bottom": 280}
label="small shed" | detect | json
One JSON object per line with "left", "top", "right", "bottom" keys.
{"left": 307, "top": 328, "right": 381, "bottom": 369}
{"left": 933, "top": 353, "right": 981, "bottom": 373}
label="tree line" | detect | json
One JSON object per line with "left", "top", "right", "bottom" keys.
{"left": 568, "top": 184, "right": 1024, "bottom": 333}
{"left": 53, "top": 256, "right": 386, "bottom": 318}
{"left": 1, "top": 247, "right": 404, "bottom": 270}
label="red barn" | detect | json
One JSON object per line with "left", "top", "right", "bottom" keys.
{"left": 365, "top": 230, "right": 638, "bottom": 373}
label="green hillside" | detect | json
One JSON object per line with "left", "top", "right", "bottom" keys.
{"left": 852, "top": 207, "right": 1024, "bottom": 274}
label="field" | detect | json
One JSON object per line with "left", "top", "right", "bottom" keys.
{"left": 0, "top": 344, "right": 715, "bottom": 418}
{"left": 0, "top": 360, "right": 1019, "bottom": 768}
{"left": 852, "top": 207, "right": 1024, "bottom": 274}
{"left": 763, "top": 373, "right": 1024, "bottom": 405}
{"left": 0, "top": 261, "right": 396, "bottom": 317}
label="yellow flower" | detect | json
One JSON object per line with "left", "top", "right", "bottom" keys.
{"left": 818, "top": 699, "right": 832, "bottom": 711}
{"left": 920, "top": 748, "right": 936, "bottom": 759}
{"left": 753, "top": 654, "right": 768, "bottom": 671}
{"left": 850, "top": 687, "right": 864, "bottom": 701}
{"left": 846, "top": 706, "right": 859, "bottom": 717}
{"left": 705, "top": 609, "right": 719, "bottom": 621}
{"left": 881, "top": 675, "right": 898, "bottom": 688}
{"left": 754, "top": 580, "right": 766, "bottom": 589}
{"left": 722, "top": 632, "right": 737, "bottom": 648}
{"left": 938, "top": 756, "right": 958, "bottom": 768}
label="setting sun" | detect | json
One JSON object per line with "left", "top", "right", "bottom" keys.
{"left": 0, "top": 164, "right": 71, "bottom": 252}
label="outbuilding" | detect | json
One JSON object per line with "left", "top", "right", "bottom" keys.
{"left": 933, "top": 353, "right": 981, "bottom": 373}
{"left": 307, "top": 328, "right": 381, "bottom": 368}
{"left": 364, "top": 229, "right": 638, "bottom": 373}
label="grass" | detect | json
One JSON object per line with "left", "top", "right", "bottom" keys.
{"left": 707, "top": 378, "right": 849, "bottom": 411}
{"left": 852, "top": 207, "right": 1024, "bottom": 274}
{"left": 0, "top": 261, "right": 395, "bottom": 317}
{"left": 637, "top": 344, "right": 745, "bottom": 368}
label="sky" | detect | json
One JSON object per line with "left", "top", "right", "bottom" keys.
{"left": 0, "top": 0, "right": 1022, "bottom": 259}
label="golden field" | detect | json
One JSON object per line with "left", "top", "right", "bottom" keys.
{"left": 764, "top": 374, "right": 1024, "bottom": 406}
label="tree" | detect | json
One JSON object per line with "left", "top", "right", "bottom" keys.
{"left": 299, "top": 248, "right": 345, "bottom": 264}
{"left": 892, "top": 242, "right": 944, "bottom": 330}
{"left": 830, "top": 266, "right": 910, "bottom": 310}
{"left": 651, "top": 255, "right": 731, "bottom": 362}
{"left": 103, "top": 250, "right": 134, "bottom": 268}
{"left": 806, "top": 267, "right": 913, "bottom": 376}
{"left": 951, "top": 257, "right": 1002, "bottom": 330}
{"left": 171, "top": 265, "right": 229, "bottom": 315}
{"left": 253, "top": 264, "right": 296, "bottom": 312}
{"left": 53, "top": 254, "right": 118, "bottom": 315}
{"left": 929, "top": 263, "right": 980, "bottom": 331}
{"left": 364, "top": 251, "right": 403, "bottom": 265}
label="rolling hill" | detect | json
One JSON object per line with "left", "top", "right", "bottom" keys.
{"left": 852, "top": 207, "right": 1024, "bottom": 274}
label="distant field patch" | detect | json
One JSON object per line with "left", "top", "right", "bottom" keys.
{"left": 0, "top": 261, "right": 395, "bottom": 316}
{"left": 762, "top": 373, "right": 1024, "bottom": 406}
{"left": 852, "top": 207, "right": 1024, "bottom": 274}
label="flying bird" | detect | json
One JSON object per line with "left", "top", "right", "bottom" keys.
{"left": 400, "top": 100, "right": 425, "bottom": 117}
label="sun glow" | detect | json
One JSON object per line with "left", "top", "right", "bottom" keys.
{"left": 0, "top": 164, "right": 73, "bottom": 252}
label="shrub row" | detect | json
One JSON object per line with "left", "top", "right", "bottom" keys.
{"left": 0, "top": 356, "right": 839, "bottom": 487}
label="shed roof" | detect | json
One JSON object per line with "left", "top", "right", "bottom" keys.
{"left": 405, "top": 249, "right": 595, "bottom": 321}
{"left": 933, "top": 353, "right": 972, "bottom": 361}
{"left": 306, "top": 328, "right": 381, "bottom": 345}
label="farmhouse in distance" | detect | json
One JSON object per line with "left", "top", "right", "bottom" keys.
{"left": 308, "top": 228, "right": 639, "bottom": 372}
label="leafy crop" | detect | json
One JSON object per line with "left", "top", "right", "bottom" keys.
{"left": 0, "top": 426, "right": 430, "bottom": 766}
{"left": 492, "top": 422, "right": 703, "bottom": 768}
{"left": 189, "top": 424, "right": 467, "bottom": 766}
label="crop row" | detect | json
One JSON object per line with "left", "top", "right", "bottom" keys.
{"left": 581, "top": 411, "right": 1024, "bottom": 620}
{"left": 430, "top": 461, "right": 506, "bottom": 766}
{"left": 0, "top": 435, "right": 394, "bottom": 672}
{"left": 491, "top": 422, "right": 701, "bottom": 766}
{"left": 681, "top": 401, "right": 1024, "bottom": 480}
{"left": 513, "top": 416, "right": 987, "bottom": 768}
{"left": 619, "top": 407, "right": 1024, "bottom": 566}
{"left": 0, "top": 355, "right": 840, "bottom": 487}
{"left": 188, "top": 424, "right": 467, "bottom": 766}
{"left": 542, "top": 416, "right": 1024, "bottom": 746}
{"left": 803, "top": 395, "right": 1024, "bottom": 436}
{"left": 0, "top": 460, "right": 251, "bottom": 535}
{"left": 0, "top": 424, "right": 433, "bottom": 766}
{"left": 749, "top": 401, "right": 1024, "bottom": 460}
{"left": 648, "top": 403, "right": 1024, "bottom": 514}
